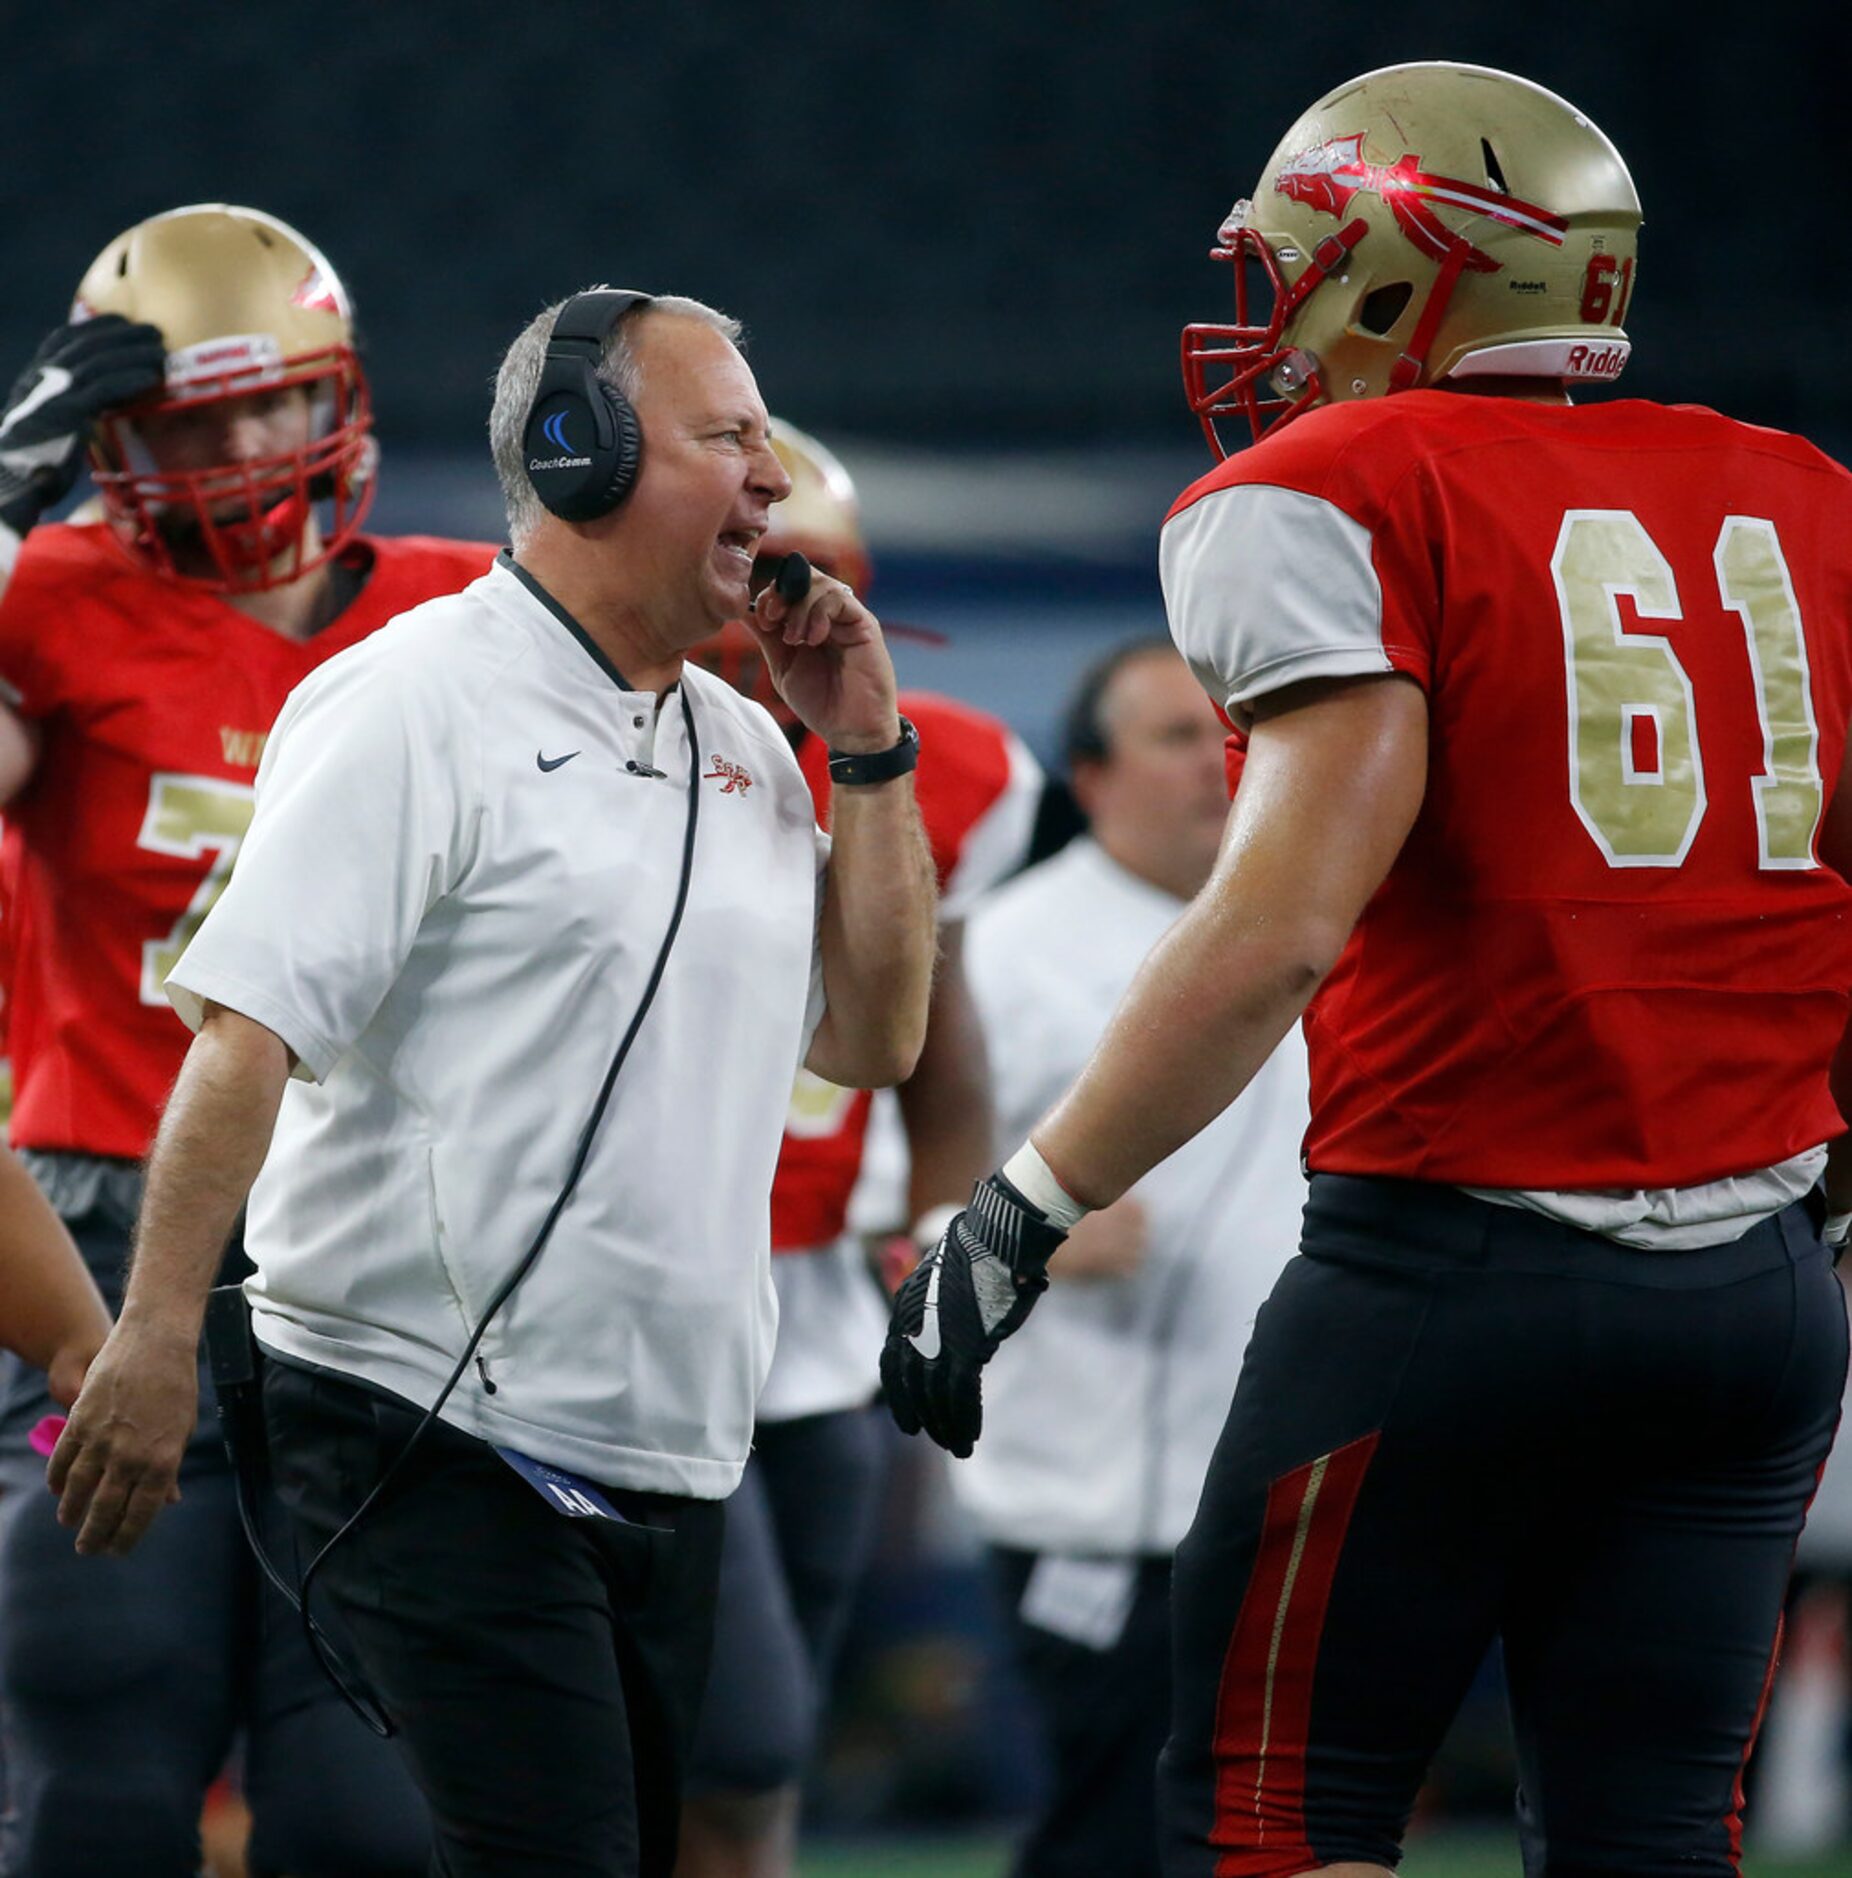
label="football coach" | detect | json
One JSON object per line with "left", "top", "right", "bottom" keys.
{"left": 45, "top": 288, "right": 937, "bottom": 1876}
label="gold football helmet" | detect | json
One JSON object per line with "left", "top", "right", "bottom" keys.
{"left": 694, "top": 419, "right": 873, "bottom": 720}
{"left": 74, "top": 203, "right": 375, "bottom": 589}
{"left": 1183, "top": 63, "right": 1642, "bottom": 452}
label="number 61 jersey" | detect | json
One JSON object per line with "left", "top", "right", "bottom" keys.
{"left": 1160, "top": 389, "right": 1852, "bottom": 1190}
{"left": 0, "top": 522, "right": 495, "bottom": 1158}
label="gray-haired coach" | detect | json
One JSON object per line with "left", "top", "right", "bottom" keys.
{"left": 46, "top": 290, "right": 937, "bottom": 1876}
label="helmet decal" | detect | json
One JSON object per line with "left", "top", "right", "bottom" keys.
{"left": 1276, "top": 134, "right": 1568, "bottom": 273}
{"left": 289, "top": 262, "right": 346, "bottom": 318}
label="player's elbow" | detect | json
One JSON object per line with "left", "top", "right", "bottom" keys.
{"left": 1289, "top": 910, "right": 1356, "bottom": 989}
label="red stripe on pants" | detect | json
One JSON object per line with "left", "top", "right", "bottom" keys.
{"left": 1208, "top": 1432, "right": 1380, "bottom": 1878}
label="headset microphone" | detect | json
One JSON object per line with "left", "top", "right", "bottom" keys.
{"left": 773, "top": 551, "right": 811, "bottom": 604}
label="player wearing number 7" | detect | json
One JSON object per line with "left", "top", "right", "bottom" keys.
{"left": 0, "top": 207, "right": 491, "bottom": 1875}
{"left": 881, "top": 61, "right": 1852, "bottom": 1878}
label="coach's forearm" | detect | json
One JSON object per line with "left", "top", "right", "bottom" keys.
{"left": 122, "top": 1004, "right": 293, "bottom": 1343}
{"left": 897, "top": 924, "right": 995, "bottom": 1221}
{"left": 807, "top": 777, "right": 937, "bottom": 1089}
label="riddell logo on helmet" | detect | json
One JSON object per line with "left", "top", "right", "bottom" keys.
{"left": 1276, "top": 134, "right": 1568, "bottom": 272}
{"left": 1565, "top": 342, "right": 1627, "bottom": 379}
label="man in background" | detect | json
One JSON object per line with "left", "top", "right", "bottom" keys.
{"left": 0, "top": 202, "right": 491, "bottom": 1876}
{"left": 953, "top": 640, "right": 1305, "bottom": 1877}
{"left": 679, "top": 419, "right": 1040, "bottom": 1878}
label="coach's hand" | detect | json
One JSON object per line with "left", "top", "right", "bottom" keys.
{"left": 880, "top": 1172, "right": 1066, "bottom": 1458}
{"left": 749, "top": 566, "right": 900, "bottom": 756}
{"left": 0, "top": 315, "right": 167, "bottom": 542}
{"left": 47, "top": 1317, "right": 193, "bottom": 1557}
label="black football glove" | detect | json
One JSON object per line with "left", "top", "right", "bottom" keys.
{"left": 0, "top": 316, "right": 168, "bottom": 540}
{"left": 880, "top": 1171, "right": 1066, "bottom": 1458}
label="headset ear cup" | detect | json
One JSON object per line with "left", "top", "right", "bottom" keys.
{"left": 595, "top": 385, "right": 643, "bottom": 511}
{"left": 523, "top": 287, "right": 655, "bottom": 523}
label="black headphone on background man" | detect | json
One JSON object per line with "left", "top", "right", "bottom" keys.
{"left": 523, "top": 288, "right": 655, "bottom": 521}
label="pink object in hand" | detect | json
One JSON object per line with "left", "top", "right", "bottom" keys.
{"left": 29, "top": 1415, "right": 66, "bottom": 1458}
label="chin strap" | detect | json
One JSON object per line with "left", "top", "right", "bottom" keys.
{"left": 1389, "top": 242, "right": 1472, "bottom": 393}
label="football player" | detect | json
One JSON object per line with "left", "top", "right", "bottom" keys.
{"left": 883, "top": 61, "right": 1852, "bottom": 1877}
{"left": 0, "top": 204, "right": 494, "bottom": 1877}
{"left": 678, "top": 420, "right": 1040, "bottom": 1878}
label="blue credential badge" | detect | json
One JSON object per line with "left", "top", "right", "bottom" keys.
{"left": 494, "top": 1446, "right": 628, "bottom": 1521}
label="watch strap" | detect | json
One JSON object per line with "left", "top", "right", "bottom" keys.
{"left": 828, "top": 714, "right": 920, "bottom": 786}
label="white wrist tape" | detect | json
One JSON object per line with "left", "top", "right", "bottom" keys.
{"left": 1001, "top": 1142, "right": 1090, "bottom": 1232}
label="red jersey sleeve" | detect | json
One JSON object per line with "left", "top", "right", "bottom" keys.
{"left": 1159, "top": 401, "right": 1442, "bottom": 726}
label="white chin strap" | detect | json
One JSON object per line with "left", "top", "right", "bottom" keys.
{"left": 1448, "top": 337, "right": 1631, "bottom": 383}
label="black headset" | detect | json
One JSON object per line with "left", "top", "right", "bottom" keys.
{"left": 522, "top": 288, "right": 655, "bottom": 521}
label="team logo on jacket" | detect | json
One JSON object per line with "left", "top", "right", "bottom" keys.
{"left": 704, "top": 754, "right": 754, "bottom": 795}
{"left": 1275, "top": 134, "right": 1568, "bottom": 272}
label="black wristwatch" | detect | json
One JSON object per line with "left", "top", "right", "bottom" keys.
{"left": 828, "top": 715, "right": 920, "bottom": 786}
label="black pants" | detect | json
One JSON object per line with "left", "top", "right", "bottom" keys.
{"left": 994, "top": 1548, "right": 1174, "bottom": 1878}
{"left": 686, "top": 1405, "right": 888, "bottom": 1793}
{"left": 262, "top": 1356, "right": 726, "bottom": 1878}
{"left": 1161, "top": 1177, "right": 1849, "bottom": 1878}
{"left": 0, "top": 1205, "right": 428, "bottom": 1878}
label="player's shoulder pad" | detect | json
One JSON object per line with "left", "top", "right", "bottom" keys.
{"left": 898, "top": 688, "right": 1022, "bottom": 806}
{"left": 5, "top": 521, "right": 141, "bottom": 605}
{"left": 358, "top": 534, "right": 501, "bottom": 596}
{"left": 1164, "top": 391, "right": 1477, "bottom": 531}
{"left": 1654, "top": 402, "right": 1852, "bottom": 488}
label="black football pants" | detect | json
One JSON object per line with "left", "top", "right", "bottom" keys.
{"left": 262, "top": 1354, "right": 725, "bottom": 1878}
{"left": 1161, "top": 1176, "right": 1848, "bottom": 1878}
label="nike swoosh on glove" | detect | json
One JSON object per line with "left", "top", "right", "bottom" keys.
{"left": 0, "top": 317, "right": 168, "bottom": 540}
{"left": 879, "top": 1171, "right": 1066, "bottom": 1457}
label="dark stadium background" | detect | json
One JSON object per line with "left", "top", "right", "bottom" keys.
{"left": 13, "top": 4, "right": 1852, "bottom": 1872}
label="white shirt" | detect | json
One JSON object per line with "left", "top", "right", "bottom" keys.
{"left": 167, "top": 557, "right": 829, "bottom": 1498}
{"left": 950, "top": 837, "right": 1310, "bottom": 1555}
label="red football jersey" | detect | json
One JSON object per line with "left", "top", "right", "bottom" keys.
{"left": 1161, "top": 391, "right": 1852, "bottom": 1189}
{"left": 0, "top": 524, "right": 497, "bottom": 1156}
{"left": 771, "top": 690, "right": 1039, "bottom": 1250}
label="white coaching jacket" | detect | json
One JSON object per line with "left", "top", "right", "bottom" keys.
{"left": 167, "top": 557, "right": 828, "bottom": 1499}
{"left": 953, "top": 837, "right": 1309, "bottom": 1555}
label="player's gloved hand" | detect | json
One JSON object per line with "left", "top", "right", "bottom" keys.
{"left": 880, "top": 1172, "right": 1066, "bottom": 1458}
{"left": 0, "top": 317, "right": 168, "bottom": 541}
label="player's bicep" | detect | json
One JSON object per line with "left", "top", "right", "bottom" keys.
{"left": 1226, "top": 673, "right": 1428, "bottom": 962}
